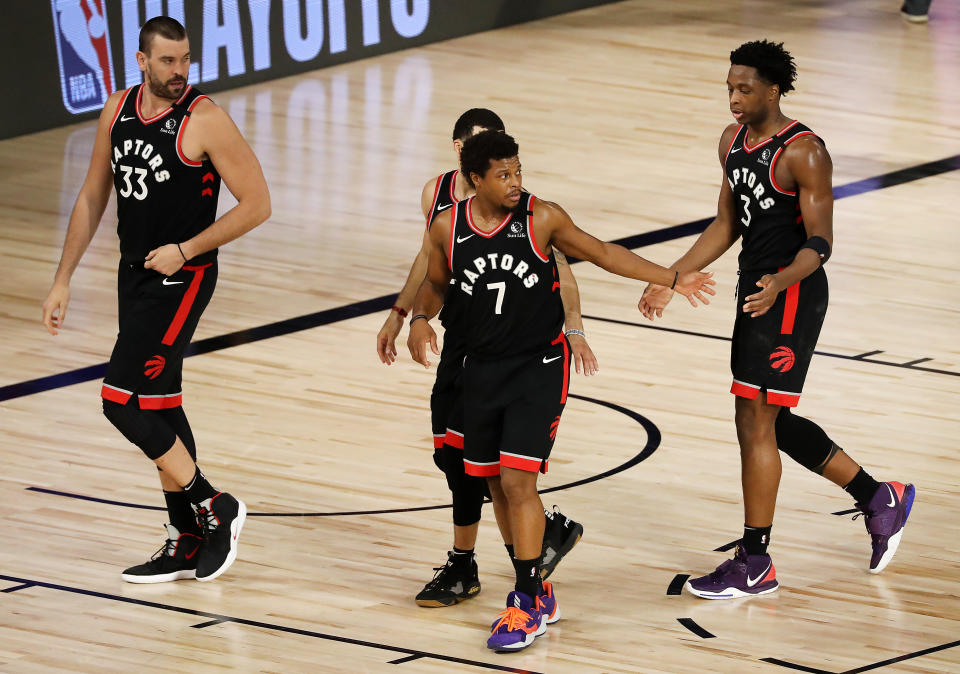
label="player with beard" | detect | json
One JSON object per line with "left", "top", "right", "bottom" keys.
{"left": 41, "top": 16, "right": 270, "bottom": 584}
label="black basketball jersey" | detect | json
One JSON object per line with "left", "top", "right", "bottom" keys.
{"left": 449, "top": 193, "right": 563, "bottom": 359}
{"left": 725, "top": 121, "right": 820, "bottom": 272}
{"left": 427, "top": 170, "right": 463, "bottom": 333}
{"left": 109, "top": 84, "right": 222, "bottom": 263}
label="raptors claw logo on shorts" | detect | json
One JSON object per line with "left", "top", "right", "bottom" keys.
{"left": 769, "top": 346, "right": 795, "bottom": 373}
{"left": 144, "top": 354, "right": 166, "bottom": 380}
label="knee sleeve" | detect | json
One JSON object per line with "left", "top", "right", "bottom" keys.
{"left": 434, "top": 445, "right": 486, "bottom": 526}
{"left": 102, "top": 399, "right": 176, "bottom": 460}
{"left": 775, "top": 407, "right": 839, "bottom": 474}
{"left": 157, "top": 407, "right": 196, "bottom": 461}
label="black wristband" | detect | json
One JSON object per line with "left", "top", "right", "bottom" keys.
{"left": 670, "top": 270, "right": 678, "bottom": 290}
{"left": 176, "top": 243, "right": 187, "bottom": 262}
{"left": 409, "top": 314, "right": 428, "bottom": 325}
{"left": 801, "top": 236, "right": 831, "bottom": 264}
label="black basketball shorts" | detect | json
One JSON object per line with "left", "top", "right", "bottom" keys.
{"left": 730, "top": 266, "right": 827, "bottom": 407}
{"left": 100, "top": 261, "right": 217, "bottom": 409}
{"left": 430, "top": 333, "right": 466, "bottom": 451}
{"left": 462, "top": 333, "right": 570, "bottom": 477}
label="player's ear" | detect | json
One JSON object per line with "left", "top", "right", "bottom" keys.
{"left": 136, "top": 50, "right": 148, "bottom": 71}
{"left": 453, "top": 139, "right": 463, "bottom": 156}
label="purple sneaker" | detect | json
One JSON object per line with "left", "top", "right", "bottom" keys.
{"left": 856, "top": 481, "right": 915, "bottom": 574}
{"left": 685, "top": 546, "right": 779, "bottom": 599}
{"left": 486, "top": 590, "right": 545, "bottom": 652}
{"left": 537, "top": 581, "right": 561, "bottom": 625}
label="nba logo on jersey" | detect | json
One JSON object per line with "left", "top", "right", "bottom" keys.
{"left": 50, "top": 0, "right": 115, "bottom": 114}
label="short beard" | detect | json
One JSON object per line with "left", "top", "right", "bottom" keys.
{"left": 147, "top": 71, "right": 186, "bottom": 101}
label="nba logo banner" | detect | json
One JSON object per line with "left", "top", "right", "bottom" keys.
{"left": 51, "top": 0, "right": 115, "bottom": 114}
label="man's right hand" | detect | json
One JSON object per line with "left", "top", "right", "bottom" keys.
{"left": 638, "top": 283, "right": 674, "bottom": 321}
{"left": 42, "top": 282, "right": 71, "bottom": 335}
{"left": 376, "top": 310, "right": 404, "bottom": 364}
{"left": 407, "top": 318, "right": 439, "bottom": 368}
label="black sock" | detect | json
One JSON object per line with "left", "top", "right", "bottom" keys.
{"left": 504, "top": 544, "right": 515, "bottom": 559}
{"left": 183, "top": 466, "right": 218, "bottom": 505}
{"left": 742, "top": 525, "right": 772, "bottom": 555}
{"left": 844, "top": 467, "right": 882, "bottom": 505}
{"left": 512, "top": 557, "right": 542, "bottom": 597}
{"left": 450, "top": 547, "right": 473, "bottom": 568}
{"left": 163, "top": 489, "right": 201, "bottom": 536}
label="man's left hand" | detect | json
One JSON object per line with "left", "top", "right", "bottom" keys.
{"left": 743, "top": 274, "right": 782, "bottom": 317}
{"left": 144, "top": 244, "right": 186, "bottom": 276}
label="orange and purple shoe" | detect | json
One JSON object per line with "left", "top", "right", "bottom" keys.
{"left": 537, "top": 581, "right": 561, "bottom": 625}
{"left": 685, "top": 546, "right": 779, "bottom": 599}
{"left": 486, "top": 590, "right": 545, "bottom": 652}
{"left": 855, "top": 481, "right": 916, "bottom": 574}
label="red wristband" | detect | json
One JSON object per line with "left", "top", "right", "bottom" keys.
{"left": 391, "top": 305, "right": 408, "bottom": 318}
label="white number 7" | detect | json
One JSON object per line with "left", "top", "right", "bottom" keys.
{"left": 487, "top": 281, "right": 506, "bottom": 314}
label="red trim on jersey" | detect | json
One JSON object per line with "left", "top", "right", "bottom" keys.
{"left": 730, "top": 380, "right": 761, "bottom": 400}
{"left": 724, "top": 125, "right": 743, "bottom": 163}
{"left": 100, "top": 384, "right": 132, "bottom": 404}
{"left": 465, "top": 197, "right": 511, "bottom": 238}
{"left": 448, "top": 169, "right": 459, "bottom": 203}
{"left": 780, "top": 276, "right": 800, "bottom": 335}
{"left": 444, "top": 430, "right": 464, "bottom": 449}
{"left": 526, "top": 195, "right": 549, "bottom": 262}
{"left": 769, "top": 146, "right": 793, "bottom": 195}
{"left": 500, "top": 452, "right": 546, "bottom": 474}
{"left": 464, "top": 460, "right": 500, "bottom": 477}
{"left": 784, "top": 131, "right": 815, "bottom": 146}
{"left": 551, "top": 332, "right": 570, "bottom": 404}
{"left": 136, "top": 84, "right": 192, "bottom": 124}
{"left": 138, "top": 393, "right": 183, "bottom": 410}
{"left": 766, "top": 390, "right": 800, "bottom": 407}
{"left": 745, "top": 120, "right": 803, "bottom": 154}
{"left": 447, "top": 202, "right": 457, "bottom": 271}
{"left": 425, "top": 173, "right": 443, "bottom": 227}
{"left": 176, "top": 95, "right": 210, "bottom": 167}
{"left": 433, "top": 435, "right": 444, "bottom": 450}
{"left": 161, "top": 264, "right": 211, "bottom": 346}
{"left": 776, "top": 120, "right": 800, "bottom": 136}
{"left": 108, "top": 87, "right": 134, "bottom": 136}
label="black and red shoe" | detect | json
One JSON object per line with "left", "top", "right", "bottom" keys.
{"left": 193, "top": 492, "right": 247, "bottom": 582}
{"left": 120, "top": 524, "right": 202, "bottom": 583}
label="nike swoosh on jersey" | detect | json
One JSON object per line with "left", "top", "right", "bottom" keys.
{"left": 120, "top": 115, "right": 135, "bottom": 122}
{"left": 730, "top": 147, "right": 742, "bottom": 154}
{"left": 542, "top": 355, "right": 562, "bottom": 364}
{"left": 436, "top": 203, "right": 453, "bottom": 212}
{"left": 162, "top": 278, "right": 185, "bottom": 285}
{"left": 746, "top": 562, "right": 772, "bottom": 587}
{"left": 456, "top": 234, "right": 475, "bottom": 243}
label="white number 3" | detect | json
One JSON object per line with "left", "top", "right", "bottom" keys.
{"left": 119, "top": 165, "right": 149, "bottom": 200}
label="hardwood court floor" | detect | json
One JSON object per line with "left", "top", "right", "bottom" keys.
{"left": 1, "top": 1, "right": 959, "bottom": 671}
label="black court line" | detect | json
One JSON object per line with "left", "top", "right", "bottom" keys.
{"left": 1, "top": 154, "right": 956, "bottom": 406}
{"left": 0, "top": 573, "right": 540, "bottom": 674}
{"left": 388, "top": 654, "right": 425, "bottom": 665}
{"left": 677, "top": 618, "right": 715, "bottom": 639}
{"left": 851, "top": 350, "right": 883, "bottom": 360}
{"left": 25, "top": 393, "right": 660, "bottom": 517}
{"left": 191, "top": 617, "right": 232, "bottom": 629}
{"left": 2, "top": 582, "right": 36, "bottom": 593}
{"left": 902, "top": 357, "right": 933, "bottom": 367}
{"left": 762, "top": 638, "right": 960, "bottom": 674}
{"left": 666, "top": 574, "right": 689, "bottom": 596}
{"left": 582, "top": 315, "right": 959, "bottom": 378}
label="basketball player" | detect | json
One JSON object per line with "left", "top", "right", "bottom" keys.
{"left": 376, "top": 109, "right": 594, "bottom": 607}
{"left": 408, "top": 131, "right": 714, "bottom": 650}
{"left": 638, "top": 40, "right": 915, "bottom": 599}
{"left": 40, "top": 17, "right": 270, "bottom": 583}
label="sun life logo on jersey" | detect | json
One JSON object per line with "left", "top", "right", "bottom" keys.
{"left": 757, "top": 147, "right": 772, "bottom": 167}
{"left": 160, "top": 117, "right": 178, "bottom": 135}
{"left": 507, "top": 221, "right": 525, "bottom": 238}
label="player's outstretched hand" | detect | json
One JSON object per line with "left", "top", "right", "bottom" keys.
{"left": 41, "top": 282, "right": 70, "bottom": 335}
{"left": 407, "top": 319, "right": 439, "bottom": 368}
{"left": 743, "top": 274, "right": 781, "bottom": 317}
{"left": 377, "top": 311, "right": 404, "bottom": 364}
{"left": 568, "top": 333, "right": 598, "bottom": 376}
{"left": 638, "top": 283, "right": 674, "bottom": 321}
{"left": 144, "top": 244, "right": 186, "bottom": 276}
{"left": 673, "top": 271, "right": 716, "bottom": 307}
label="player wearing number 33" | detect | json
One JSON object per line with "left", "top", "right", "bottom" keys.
{"left": 407, "top": 130, "right": 714, "bottom": 651}
{"left": 41, "top": 17, "right": 270, "bottom": 584}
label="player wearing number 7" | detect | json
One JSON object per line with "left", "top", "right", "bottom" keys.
{"left": 41, "top": 17, "right": 269, "bottom": 584}
{"left": 407, "top": 130, "right": 714, "bottom": 651}
{"left": 638, "top": 40, "right": 915, "bottom": 599}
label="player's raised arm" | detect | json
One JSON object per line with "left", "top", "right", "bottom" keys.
{"left": 145, "top": 100, "right": 270, "bottom": 275}
{"left": 407, "top": 211, "right": 453, "bottom": 368}
{"left": 540, "top": 200, "right": 716, "bottom": 305}
{"left": 42, "top": 91, "right": 124, "bottom": 335}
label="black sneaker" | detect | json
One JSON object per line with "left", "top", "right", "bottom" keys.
{"left": 415, "top": 551, "right": 481, "bottom": 607}
{"left": 193, "top": 492, "right": 246, "bottom": 582}
{"left": 540, "top": 506, "right": 584, "bottom": 580}
{"left": 901, "top": 0, "right": 931, "bottom": 22}
{"left": 120, "top": 524, "right": 202, "bottom": 583}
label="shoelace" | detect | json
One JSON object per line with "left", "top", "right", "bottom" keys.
{"left": 709, "top": 557, "right": 743, "bottom": 583}
{"left": 147, "top": 538, "right": 177, "bottom": 563}
{"left": 195, "top": 506, "right": 219, "bottom": 537}
{"left": 491, "top": 606, "right": 533, "bottom": 633}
